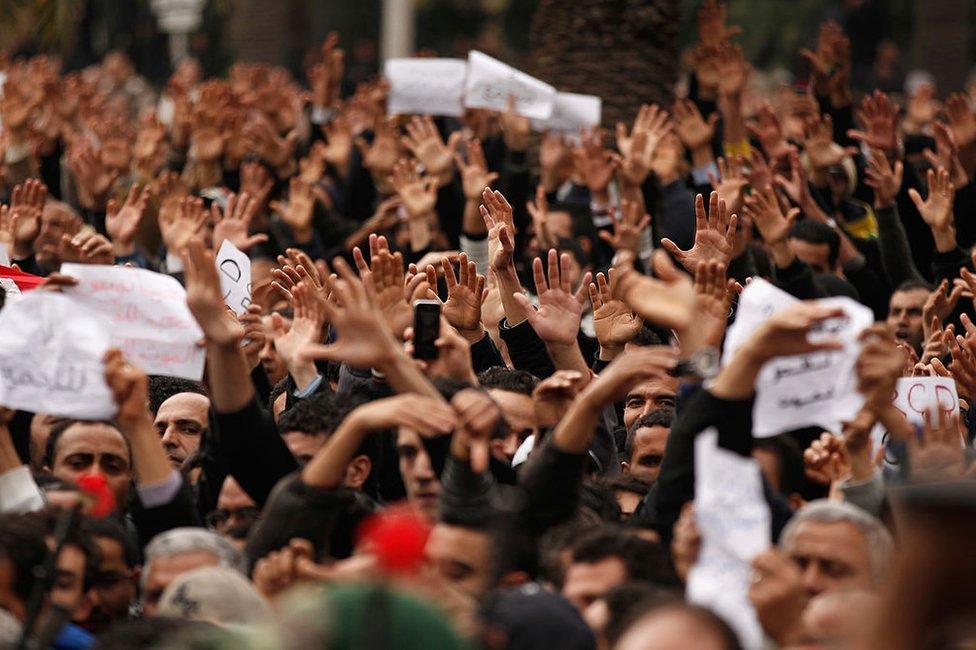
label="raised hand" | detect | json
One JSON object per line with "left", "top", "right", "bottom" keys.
{"left": 363, "top": 248, "right": 412, "bottom": 338}
{"left": 801, "top": 113, "right": 857, "bottom": 171}
{"left": 696, "top": 0, "right": 740, "bottom": 45}
{"left": 106, "top": 184, "right": 150, "bottom": 256}
{"left": 211, "top": 192, "right": 268, "bottom": 252}
{"left": 589, "top": 269, "right": 643, "bottom": 359}
{"left": 451, "top": 388, "right": 502, "bottom": 474}
{"left": 389, "top": 159, "right": 437, "bottom": 218}
{"left": 356, "top": 118, "right": 401, "bottom": 179}
{"left": 945, "top": 93, "right": 976, "bottom": 150}
{"left": 514, "top": 249, "right": 591, "bottom": 347}
{"left": 60, "top": 231, "right": 114, "bottom": 266}
{"left": 4, "top": 179, "right": 47, "bottom": 257}
{"left": 454, "top": 138, "right": 498, "bottom": 201}
{"left": 573, "top": 128, "right": 619, "bottom": 200}
{"left": 673, "top": 98, "right": 718, "bottom": 153}
{"left": 103, "top": 349, "right": 151, "bottom": 427}
{"left": 924, "top": 121, "right": 969, "bottom": 188}
{"left": 709, "top": 155, "right": 748, "bottom": 214}
{"left": 715, "top": 41, "right": 750, "bottom": 98}
{"left": 908, "top": 167, "right": 956, "bottom": 250}
{"left": 745, "top": 302, "right": 845, "bottom": 362}
{"left": 526, "top": 184, "right": 553, "bottom": 250}
{"left": 616, "top": 104, "right": 671, "bottom": 186}
{"left": 863, "top": 149, "right": 904, "bottom": 208}
{"left": 599, "top": 199, "right": 650, "bottom": 255}
{"left": 160, "top": 196, "right": 207, "bottom": 253}
{"left": 298, "top": 257, "right": 401, "bottom": 369}
{"left": 239, "top": 161, "right": 274, "bottom": 209}
{"left": 274, "top": 177, "right": 315, "bottom": 241}
{"left": 803, "top": 432, "right": 851, "bottom": 486}
{"left": 909, "top": 408, "right": 966, "bottom": 483}
{"left": 402, "top": 115, "right": 454, "bottom": 178}
{"left": 68, "top": 140, "right": 118, "bottom": 209}
{"left": 532, "top": 369, "right": 587, "bottom": 429}
{"left": 747, "top": 103, "right": 793, "bottom": 164}
{"left": 441, "top": 252, "right": 485, "bottom": 338}
{"left": 242, "top": 116, "right": 297, "bottom": 169}
{"left": 693, "top": 260, "right": 739, "bottom": 350}
{"left": 847, "top": 90, "right": 898, "bottom": 152}
{"left": 183, "top": 238, "right": 244, "bottom": 346}
{"left": 743, "top": 186, "right": 799, "bottom": 246}
{"left": 661, "top": 191, "right": 737, "bottom": 273}
{"left": 499, "top": 95, "right": 531, "bottom": 152}
{"left": 613, "top": 249, "right": 695, "bottom": 331}
{"left": 271, "top": 281, "right": 327, "bottom": 384}
{"left": 539, "top": 131, "right": 570, "bottom": 189}
{"left": 479, "top": 188, "right": 516, "bottom": 272}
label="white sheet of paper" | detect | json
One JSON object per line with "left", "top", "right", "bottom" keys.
{"left": 688, "top": 428, "right": 770, "bottom": 650}
{"left": 0, "top": 243, "right": 9, "bottom": 266}
{"left": 872, "top": 376, "right": 960, "bottom": 466}
{"left": 723, "top": 280, "right": 874, "bottom": 437}
{"left": 215, "top": 240, "right": 252, "bottom": 316}
{"left": 62, "top": 264, "right": 205, "bottom": 380}
{"left": 0, "top": 277, "right": 20, "bottom": 297}
{"left": 530, "top": 91, "right": 601, "bottom": 134}
{"left": 385, "top": 58, "right": 467, "bottom": 117}
{"left": 463, "top": 50, "right": 556, "bottom": 120}
{"left": 0, "top": 292, "right": 116, "bottom": 419}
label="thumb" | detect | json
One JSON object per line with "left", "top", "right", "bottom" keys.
{"left": 653, "top": 249, "right": 684, "bottom": 282}
{"left": 469, "top": 439, "right": 489, "bottom": 475}
{"left": 512, "top": 292, "right": 536, "bottom": 315}
{"left": 907, "top": 187, "right": 924, "bottom": 211}
{"left": 659, "top": 237, "right": 684, "bottom": 258}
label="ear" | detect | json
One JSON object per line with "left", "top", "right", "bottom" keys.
{"left": 576, "top": 236, "right": 591, "bottom": 255}
{"left": 620, "top": 461, "right": 630, "bottom": 474}
{"left": 788, "top": 492, "right": 805, "bottom": 512}
{"left": 74, "top": 592, "right": 94, "bottom": 625}
{"left": 343, "top": 455, "right": 372, "bottom": 489}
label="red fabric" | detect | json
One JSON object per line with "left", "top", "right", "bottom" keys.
{"left": 0, "top": 264, "right": 46, "bottom": 291}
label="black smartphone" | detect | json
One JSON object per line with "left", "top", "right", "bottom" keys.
{"left": 412, "top": 300, "right": 441, "bottom": 360}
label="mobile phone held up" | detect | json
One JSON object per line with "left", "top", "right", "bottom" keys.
{"left": 412, "top": 300, "right": 441, "bottom": 360}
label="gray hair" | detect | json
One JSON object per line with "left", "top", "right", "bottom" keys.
{"left": 141, "top": 527, "right": 245, "bottom": 593}
{"left": 780, "top": 499, "right": 894, "bottom": 585}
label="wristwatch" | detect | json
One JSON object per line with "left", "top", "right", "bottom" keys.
{"left": 674, "top": 346, "right": 721, "bottom": 380}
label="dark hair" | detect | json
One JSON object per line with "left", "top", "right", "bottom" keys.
{"left": 570, "top": 526, "right": 680, "bottom": 588}
{"left": 147, "top": 376, "right": 207, "bottom": 415}
{"left": 624, "top": 410, "right": 673, "bottom": 462}
{"left": 82, "top": 517, "right": 140, "bottom": 569}
{"left": 555, "top": 236, "right": 590, "bottom": 269}
{"left": 599, "top": 474, "right": 652, "bottom": 499}
{"left": 43, "top": 420, "right": 128, "bottom": 470}
{"left": 753, "top": 434, "right": 806, "bottom": 498}
{"left": 23, "top": 510, "right": 101, "bottom": 591}
{"left": 477, "top": 367, "right": 539, "bottom": 396}
{"left": 630, "top": 325, "right": 668, "bottom": 348}
{"left": 268, "top": 376, "right": 290, "bottom": 413}
{"left": 0, "top": 514, "right": 48, "bottom": 606}
{"left": 539, "top": 520, "right": 600, "bottom": 588}
{"left": 277, "top": 392, "right": 368, "bottom": 438}
{"left": 580, "top": 480, "right": 623, "bottom": 522}
{"left": 91, "top": 617, "right": 218, "bottom": 649}
{"left": 789, "top": 219, "right": 840, "bottom": 268}
{"left": 895, "top": 279, "right": 935, "bottom": 294}
{"left": 602, "top": 583, "right": 674, "bottom": 647}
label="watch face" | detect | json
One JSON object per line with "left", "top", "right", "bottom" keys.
{"left": 695, "top": 347, "right": 721, "bottom": 377}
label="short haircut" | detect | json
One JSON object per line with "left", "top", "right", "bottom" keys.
{"left": 624, "top": 409, "right": 673, "bottom": 462}
{"left": 147, "top": 376, "right": 207, "bottom": 415}
{"left": 268, "top": 376, "right": 290, "bottom": 413}
{"left": 752, "top": 434, "right": 805, "bottom": 497}
{"left": 277, "top": 392, "right": 367, "bottom": 438}
{"left": 24, "top": 510, "right": 100, "bottom": 591}
{"left": 477, "top": 367, "right": 539, "bottom": 396}
{"left": 43, "top": 419, "right": 128, "bottom": 470}
{"left": 789, "top": 219, "right": 840, "bottom": 268}
{"left": 601, "top": 582, "right": 673, "bottom": 647}
{"left": 781, "top": 500, "right": 894, "bottom": 585}
{"left": 599, "top": 474, "right": 652, "bottom": 499}
{"left": 630, "top": 325, "right": 667, "bottom": 348}
{"left": 570, "top": 526, "right": 679, "bottom": 588}
{"left": 0, "top": 514, "right": 48, "bottom": 606}
{"left": 142, "top": 528, "right": 245, "bottom": 594}
{"left": 616, "top": 602, "right": 743, "bottom": 650}
{"left": 895, "top": 279, "right": 934, "bottom": 294}
{"left": 555, "top": 236, "right": 589, "bottom": 269}
{"left": 82, "top": 517, "right": 140, "bottom": 568}
{"left": 90, "top": 617, "right": 216, "bottom": 649}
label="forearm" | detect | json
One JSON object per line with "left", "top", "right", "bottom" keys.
{"left": 719, "top": 94, "right": 747, "bottom": 147}
{"left": 207, "top": 341, "right": 256, "bottom": 413}
{"left": 931, "top": 226, "right": 958, "bottom": 254}
{"left": 121, "top": 417, "right": 173, "bottom": 486}
{"left": 462, "top": 199, "right": 485, "bottom": 236}
{"left": 409, "top": 213, "right": 433, "bottom": 252}
{"left": 302, "top": 415, "right": 367, "bottom": 489}
{"left": 378, "top": 347, "right": 445, "bottom": 401}
{"left": 768, "top": 239, "right": 796, "bottom": 269}
{"left": 551, "top": 391, "right": 602, "bottom": 454}
{"left": 874, "top": 203, "right": 923, "bottom": 284}
{"left": 492, "top": 265, "right": 528, "bottom": 325}
{"left": 546, "top": 341, "right": 592, "bottom": 384}
{"left": 710, "top": 346, "right": 764, "bottom": 400}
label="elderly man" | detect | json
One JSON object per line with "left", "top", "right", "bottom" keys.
{"left": 749, "top": 500, "right": 893, "bottom": 646}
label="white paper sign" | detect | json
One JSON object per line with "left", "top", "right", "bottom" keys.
{"left": 723, "top": 279, "right": 874, "bottom": 437}
{"left": 463, "top": 50, "right": 556, "bottom": 120}
{"left": 0, "top": 292, "right": 116, "bottom": 419}
{"left": 62, "top": 264, "right": 205, "bottom": 380}
{"left": 0, "top": 243, "right": 9, "bottom": 266}
{"left": 0, "top": 278, "right": 20, "bottom": 297}
{"left": 688, "top": 429, "right": 770, "bottom": 650}
{"left": 215, "top": 240, "right": 252, "bottom": 316}
{"left": 385, "top": 58, "right": 467, "bottom": 117}
{"left": 530, "top": 92, "right": 601, "bottom": 134}
{"left": 872, "top": 377, "right": 960, "bottom": 465}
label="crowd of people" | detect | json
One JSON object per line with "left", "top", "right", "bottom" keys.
{"left": 1, "top": 2, "right": 976, "bottom": 648}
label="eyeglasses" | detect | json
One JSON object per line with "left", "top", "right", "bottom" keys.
{"left": 205, "top": 507, "right": 262, "bottom": 530}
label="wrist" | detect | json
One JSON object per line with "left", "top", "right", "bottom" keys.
{"left": 112, "top": 240, "right": 136, "bottom": 257}
{"left": 459, "top": 325, "right": 486, "bottom": 344}
{"left": 598, "top": 344, "right": 623, "bottom": 361}
{"left": 291, "top": 225, "right": 314, "bottom": 244}
{"left": 690, "top": 145, "right": 714, "bottom": 170}
{"left": 591, "top": 189, "right": 611, "bottom": 205}
{"left": 931, "top": 226, "right": 957, "bottom": 252}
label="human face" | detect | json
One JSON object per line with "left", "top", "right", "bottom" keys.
{"left": 615, "top": 608, "right": 728, "bottom": 650}
{"left": 34, "top": 203, "right": 82, "bottom": 268}
{"left": 142, "top": 551, "right": 219, "bottom": 617}
{"left": 789, "top": 238, "right": 833, "bottom": 274}
{"left": 615, "top": 490, "right": 644, "bottom": 520}
{"left": 783, "top": 520, "right": 874, "bottom": 597}
{"left": 562, "top": 557, "right": 627, "bottom": 612}
{"left": 623, "top": 378, "right": 677, "bottom": 429}
{"left": 51, "top": 543, "right": 87, "bottom": 617}
{"left": 154, "top": 393, "right": 210, "bottom": 468}
{"left": 30, "top": 413, "right": 66, "bottom": 472}
{"left": 210, "top": 476, "right": 259, "bottom": 544}
{"left": 259, "top": 315, "right": 289, "bottom": 385}
{"left": 624, "top": 425, "right": 669, "bottom": 485}
{"left": 547, "top": 211, "right": 573, "bottom": 240}
{"left": 886, "top": 288, "right": 928, "bottom": 351}
{"left": 488, "top": 389, "right": 535, "bottom": 465}
{"left": 396, "top": 428, "right": 440, "bottom": 520}
{"left": 425, "top": 524, "right": 491, "bottom": 598}
{"left": 83, "top": 537, "right": 135, "bottom": 633}
{"left": 281, "top": 430, "right": 326, "bottom": 466}
{"left": 51, "top": 423, "right": 131, "bottom": 508}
